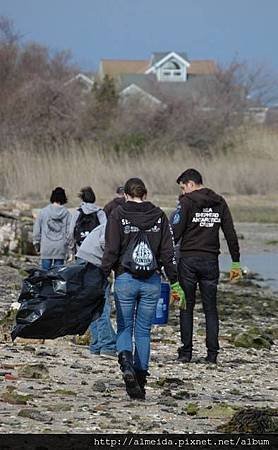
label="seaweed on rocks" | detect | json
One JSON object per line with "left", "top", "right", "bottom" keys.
{"left": 218, "top": 407, "right": 278, "bottom": 433}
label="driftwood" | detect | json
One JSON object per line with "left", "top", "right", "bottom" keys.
{"left": 0, "top": 211, "right": 18, "bottom": 220}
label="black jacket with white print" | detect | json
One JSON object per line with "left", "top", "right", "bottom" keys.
{"left": 101, "top": 201, "right": 177, "bottom": 283}
{"left": 171, "top": 188, "right": 240, "bottom": 262}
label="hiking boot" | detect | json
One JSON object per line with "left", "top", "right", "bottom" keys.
{"left": 118, "top": 351, "right": 144, "bottom": 399}
{"left": 177, "top": 347, "right": 192, "bottom": 363}
{"left": 135, "top": 370, "right": 150, "bottom": 400}
{"left": 205, "top": 352, "right": 218, "bottom": 364}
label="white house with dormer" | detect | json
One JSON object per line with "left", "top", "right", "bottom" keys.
{"left": 145, "top": 52, "right": 191, "bottom": 82}
{"left": 97, "top": 51, "right": 217, "bottom": 107}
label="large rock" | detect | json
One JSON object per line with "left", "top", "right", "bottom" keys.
{"left": 233, "top": 326, "right": 274, "bottom": 349}
{"left": 0, "top": 210, "right": 35, "bottom": 255}
{"left": 218, "top": 408, "right": 278, "bottom": 433}
{"left": 17, "top": 363, "right": 50, "bottom": 379}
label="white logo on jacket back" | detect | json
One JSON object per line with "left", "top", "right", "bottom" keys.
{"left": 192, "top": 208, "right": 221, "bottom": 228}
{"left": 132, "top": 241, "right": 153, "bottom": 267}
{"left": 121, "top": 218, "right": 161, "bottom": 234}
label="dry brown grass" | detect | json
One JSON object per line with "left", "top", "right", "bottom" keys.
{"left": 0, "top": 127, "right": 278, "bottom": 203}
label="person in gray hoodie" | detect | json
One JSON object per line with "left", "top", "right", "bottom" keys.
{"left": 76, "top": 223, "right": 117, "bottom": 358}
{"left": 33, "top": 187, "right": 71, "bottom": 270}
{"left": 68, "top": 186, "right": 107, "bottom": 255}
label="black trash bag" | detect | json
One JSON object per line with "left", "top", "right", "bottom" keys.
{"left": 18, "top": 263, "right": 88, "bottom": 302}
{"left": 11, "top": 261, "right": 105, "bottom": 340}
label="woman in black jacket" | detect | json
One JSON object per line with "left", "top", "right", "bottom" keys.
{"left": 102, "top": 178, "right": 178, "bottom": 399}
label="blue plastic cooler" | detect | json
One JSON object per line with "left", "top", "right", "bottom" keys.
{"left": 152, "top": 281, "right": 170, "bottom": 325}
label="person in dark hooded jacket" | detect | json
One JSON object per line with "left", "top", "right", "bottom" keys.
{"left": 171, "top": 169, "right": 242, "bottom": 364}
{"left": 103, "top": 186, "right": 125, "bottom": 217}
{"left": 102, "top": 177, "right": 178, "bottom": 399}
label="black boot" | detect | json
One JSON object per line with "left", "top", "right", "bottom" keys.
{"left": 135, "top": 370, "right": 149, "bottom": 400}
{"left": 177, "top": 347, "right": 192, "bottom": 363}
{"left": 205, "top": 351, "right": 218, "bottom": 364}
{"left": 118, "top": 351, "right": 144, "bottom": 399}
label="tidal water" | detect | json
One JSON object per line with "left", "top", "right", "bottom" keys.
{"left": 219, "top": 252, "right": 278, "bottom": 293}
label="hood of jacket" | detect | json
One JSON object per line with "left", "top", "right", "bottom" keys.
{"left": 184, "top": 188, "right": 222, "bottom": 209}
{"left": 117, "top": 201, "right": 163, "bottom": 230}
{"left": 112, "top": 197, "right": 125, "bottom": 206}
{"left": 46, "top": 204, "right": 69, "bottom": 220}
{"left": 80, "top": 202, "right": 101, "bottom": 215}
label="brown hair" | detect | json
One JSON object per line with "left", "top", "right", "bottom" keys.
{"left": 124, "top": 178, "right": 147, "bottom": 199}
{"left": 78, "top": 186, "right": 96, "bottom": 203}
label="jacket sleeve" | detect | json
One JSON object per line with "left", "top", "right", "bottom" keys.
{"left": 97, "top": 209, "right": 107, "bottom": 225}
{"left": 171, "top": 199, "right": 190, "bottom": 244}
{"left": 67, "top": 210, "right": 79, "bottom": 251}
{"left": 221, "top": 200, "right": 240, "bottom": 262}
{"left": 65, "top": 211, "right": 72, "bottom": 250}
{"left": 101, "top": 213, "right": 121, "bottom": 277}
{"left": 103, "top": 201, "right": 112, "bottom": 217}
{"left": 158, "top": 213, "right": 178, "bottom": 284}
{"left": 33, "top": 210, "right": 43, "bottom": 245}
{"left": 99, "top": 224, "right": 106, "bottom": 253}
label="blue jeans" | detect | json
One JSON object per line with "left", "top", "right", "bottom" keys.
{"left": 114, "top": 272, "right": 161, "bottom": 371}
{"left": 41, "top": 259, "right": 64, "bottom": 270}
{"left": 89, "top": 285, "right": 117, "bottom": 354}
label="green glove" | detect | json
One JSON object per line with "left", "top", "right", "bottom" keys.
{"left": 231, "top": 262, "right": 241, "bottom": 269}
{"left": 229, "top": 262, "right": 242, "bottom": 282}
{"left": 170, "top": 281, "right": 186, "bottom": 309}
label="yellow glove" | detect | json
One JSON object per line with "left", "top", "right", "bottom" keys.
{"left": 229, "top": 262, "right": 242, "bottom": 283}
{"left": 170, "top": 282, "right": 186, "bottom": 309}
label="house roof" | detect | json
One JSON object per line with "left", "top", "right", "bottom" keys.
{"left": 117, "top": 73, "right": 217, "bottom": 106}
{"left": 120, "top": 84, "right": 164, "bottom": 106}
{"left": 117, "top": 73, "right": 157, "bottom": 90}
{"left": 150, "top": 52, "right": 189, "bottom": 65}
{"left": 64, "top": 73, "right": 95, "bottom": 92}
{"left": 187, "top": 60, "right": 217, "bottom": 75}
{"left": 100, "top": 57, "right": 217, "bottom": 77}
{"left": 100, "top": 59, "right": 149, "bottom": 77}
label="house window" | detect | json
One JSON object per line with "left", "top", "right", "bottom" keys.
{"left": 160, "top": 60, "right": 184, "bottom": 81}
{"left": 164, "top": 61, "right": 180, "bottom": 70}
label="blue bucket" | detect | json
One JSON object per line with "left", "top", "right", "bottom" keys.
{"left": 152, "top": 281, "right": 170, "bottom": 325}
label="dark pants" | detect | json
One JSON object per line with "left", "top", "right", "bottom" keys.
{"left": 178, "top": 256, "right": 220, "bottom": 355}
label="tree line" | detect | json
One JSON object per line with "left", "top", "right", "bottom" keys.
{"left": 0, "top": 16, "right": 277, "bottom": 155}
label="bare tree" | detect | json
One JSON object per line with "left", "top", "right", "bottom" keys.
{"left": 0, "top": 16, "right": 20, "bottom": 45}
{"left": 217, "top": 58, "right": 278, "bottom": 106}
{"left": 0, "top": 16, "right": 81, "bottom": 147}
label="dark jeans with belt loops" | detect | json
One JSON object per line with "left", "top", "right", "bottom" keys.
{"left": 178, "top": 256, "right": 220, "bottom": 355}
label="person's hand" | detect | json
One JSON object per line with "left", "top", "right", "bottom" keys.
{"left": 229, "top": 262, "right": 242, "bottom": 283}
{"left": 170, "top": 281, "right": 186, "bottom": 309}
{"left": 67, "top": 253, "right": 75, "bottom": 263}
{"left": 34, "top": 243, "right": 40, "bottom": 254}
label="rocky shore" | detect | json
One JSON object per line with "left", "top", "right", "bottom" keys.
{"left": 0, "top": 200, "right": 277, "bottom": 433}
{"left": 0, "top": 252, "right": 277, "bottom": 434}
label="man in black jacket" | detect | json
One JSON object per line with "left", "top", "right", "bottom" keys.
{"left": 103, "top": 186, "right": 125, "bottom": 218}
{"left": 171, "top": 169, "right": 242, "bottom": 364}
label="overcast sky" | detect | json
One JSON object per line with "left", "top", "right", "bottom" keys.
{"left": 1, "top": 0, "right": 278, "bottom": 72}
